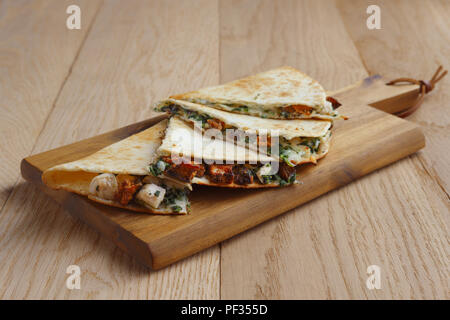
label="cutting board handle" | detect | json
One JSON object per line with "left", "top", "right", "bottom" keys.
{"left": 330, "top": 74, "right": 420, "bottom": 115}
{"left": 332, "top": 66, "right": 447, "bottom": 117}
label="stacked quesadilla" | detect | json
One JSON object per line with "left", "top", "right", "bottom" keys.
{"left": 152, "top": 66, "right": 344, "bottom": 190}
{"left": 42, "top": 120, "right": 191, "bottom": 214}
{"left": 155, "top": 99, "right": 332, "bottom": 167}
{"left": 169, "top": 66, "right": 343, "bottom": 120}
{"left": 42, "top": 66, "right": 344, "bottom": 214}
{"left": 150, "top": 116, "right": 292, "bottom": 188}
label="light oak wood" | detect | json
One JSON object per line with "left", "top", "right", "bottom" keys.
{"left": 0, "top": 0, "right": 220, "bottom": 299}
{"left": 330, "top": 75, "right": 420, "bottom": 115}
{"left": 336, "top": 0, "right": 450, "bottom": 298}
{"left": 337, "top": 0, "right": 450, "bottom": 194}
{"left": 21, "top": 76, "right": 425, "bottom": 270}
{"left": 0, "top": 0, "right": 102, "bottom": 210}
{"left": 1, "top": 0, "right": 448, "bottom": 300}
{"left": 219, "top": 0, "right": 448, "bottom": 300}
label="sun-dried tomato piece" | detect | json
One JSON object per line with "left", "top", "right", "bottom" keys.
{"left": 233, "top": 166, "right": 254, "bottom": 185}
{"left": 207, "top": 118, "right": 225, "bottom": 130}
{"left": 164, "top": 160, "right": 205, "bottom": 182}
{"left": 279, "top": 162, "right": 296, "bottom": 182}
{"left": 207, "top": 164, "right": 234, "bottom": 184}
{"left": 285, "top": 104, "right": 313, "bottom": 115}
{"left": 114, "top": 174, "right": 142, "bottom": 205}
{"left": 326, "top": 96, "right": 342, "bottom": 109}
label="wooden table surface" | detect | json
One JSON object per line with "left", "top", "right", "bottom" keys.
{"left": 0, "top": 0, "right": 448, "bottom": 299}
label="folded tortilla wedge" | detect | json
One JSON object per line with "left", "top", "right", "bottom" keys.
{"left": 155, "top": 99, "right": 332, "bottom": 167}
{"left": 149, "top": 117, "right": 321, "bottom": 188}
{"left": 42, "top": 120, "right": 191, "bottom": 214}
{"left": 169, "top": 66, "right": 343, "bottom": 120}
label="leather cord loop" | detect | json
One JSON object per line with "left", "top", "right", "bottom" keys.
{"left": 386, "top": 65, "right": 447, "bottom": 118}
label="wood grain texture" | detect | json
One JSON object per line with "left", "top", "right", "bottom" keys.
{"left": 331, "top": 75, "right": 420, "bottom": 115}
{"left": 337, "top": 0, "right": 450, "bottom": 297}
{"left": 20, "top": 78, "right": 425, "bottom": 270}
{"left": 219, "top": 0, "right": 449, "bottom": 299}
{"left": 0, "top": 0, "right": 101, "bottom": 212}
{"left": 0, "top": 0, "right": 220, "bottom": 299}
{"left": 1, "top": 0, "right": 448, "bottom": 300}
{"left": 337, "top": 0, "right": 450, "bottom": 195}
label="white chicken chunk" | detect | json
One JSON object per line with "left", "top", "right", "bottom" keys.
{"left": 89, "top": 173, "right": 118, "bottom": 200}
{"left": 136, "top": 184, "right": 166, "bottom": 209}
{"left": 256, "top": 163, "right": 273, "bottom": 183}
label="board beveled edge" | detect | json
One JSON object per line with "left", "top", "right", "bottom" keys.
{"left": 20, "top": 115, "right": 168, "bottom": 270}
{"left": 20, "top": 158, "right": 156, "bottom": 269}
{"left": 19, "top": 104, "right": 426, "bottom": 270}
{"left": 144, "top": 121, "right": 426, "bottom": 269}
{"left": 23, "top": 114, "right": 168, "bottom": 172}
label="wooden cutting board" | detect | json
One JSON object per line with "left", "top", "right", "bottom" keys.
{"left": 21, "top": 75, "right": 424, "bottom": 270}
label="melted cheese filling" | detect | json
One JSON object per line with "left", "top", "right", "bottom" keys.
{"left": 192, "top": 100, "right": 340, "bottom": 120}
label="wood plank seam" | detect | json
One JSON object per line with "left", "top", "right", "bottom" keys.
{"left": 336, "top": 0, "right": 449, "bottom": 209}
{"left": 335, "top": 0, "right": 450, "bottom": 198}
{"left": 27, "top": 1, "right": 105, "bottom": 158}
{"left": 0, "top": 2, "right": 104, "bottom": 217}
{"left": 218, "top": 0, "right": 448, "bottom": 299}
{"left": 4, "top": 0, "right": 222, "bottom": 299}
{"left": 336, "top": 2, "right": 371, "bottom": 74}
{"left": 20, "top": 81, "right": 426, "bottom": 270}
{"left": 415, "top": 147, "right": 450, "bottom": 201}
{"left": 359, "top": 75, "right": 449, "bottom": 201}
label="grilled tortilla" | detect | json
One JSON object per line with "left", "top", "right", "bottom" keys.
{"left": 155, "top": 99, "right": 332, "bottom": 167}
{"left": 42, "top": 120, "right": 191, "bottom": 214}
{"left": 150, "top": 117, "right": 302, "bottom": 188}
{"left": 169, "top": 66, "right": 343, "bottom": 120}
